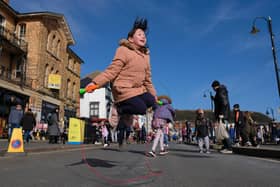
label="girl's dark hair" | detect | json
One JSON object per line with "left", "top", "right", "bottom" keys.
{"left": 127, "top": 17, "right": 148, "bottom": 39}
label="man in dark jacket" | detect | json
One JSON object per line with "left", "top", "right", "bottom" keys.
{"left": 211, "top": 80, "right": 232, "bottom": 153}
{"left": 8, "top": 103, "right": 23, "bottom": 141}
{"left": 211, "top": 80, "right": 230, "bottom": 122}
{"left": 21, "top": 108, "right": 36, "bottom": 143}
{"left": 233, "top": 104, "right": 249, "bottom": 146}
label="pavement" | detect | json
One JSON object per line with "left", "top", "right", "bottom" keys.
{"left": 0, "top": 139, "right": 280, "bottom": 159}
{"left": 0, "top": 139, "right": 103, "bottom": 157}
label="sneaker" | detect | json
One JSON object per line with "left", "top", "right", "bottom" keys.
{"left": 220, "top": 149, "right": 232, "bottom": 154}
{"left": 199, "top": 150, "right": 203, "bottom": 153}
{"left": 234, "top": 142, "right": 240, "bottom": 147}
{"left": 245, "top": 141, "right": 252, "bottom": 146}
{"left": 206, "top": 150, "right": 211, "bottom": 154}
{"left": 159, "top": 150, "right": 168, "bottom": 155}
{"left": 103, "top": 144, "right": 108, "bottom": 147}
{"left": 148, "top": 151, "right": 156, "bottom": 157}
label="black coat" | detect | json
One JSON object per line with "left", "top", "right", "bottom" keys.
{"left": 213, "top": 85, "right": 230, "bottom": 120}
{"left": 195, "top": 117, "right": 209, "bottom": 138}
{"left": 48, "top": 113, "right": 60, "bottom": 136}
{"left": 21, "top": 111, "right": 36, "bottom": 131}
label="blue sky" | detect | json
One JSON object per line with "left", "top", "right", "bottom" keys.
{"left": 11, "top": 0, "right": 280, "bottom": 120}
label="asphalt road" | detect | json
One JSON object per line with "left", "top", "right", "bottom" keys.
{"left": 0, "top": 143, "right": 279, "bottom": 187}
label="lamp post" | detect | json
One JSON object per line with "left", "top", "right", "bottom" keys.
{"left": 250, "top": 16, "right": 280, "bottom": 98}
{"left": 203, "top": 89, "right": 214, "bottom": 112}
{"left": 266, "top": 107, "right": 275, "bottom": 121}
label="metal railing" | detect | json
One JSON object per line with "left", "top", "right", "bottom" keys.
{"left": 0, "top": 25, "right": 28, "bottom": 52}
{"left": 0, "top": 67, "right": 32, "bottom": 87}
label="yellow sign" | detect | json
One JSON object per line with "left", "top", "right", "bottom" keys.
{"left": 48, "top": 74, "right": 61, "bottom": 89}
{"left": 68, "top": 118, "right": 85, "bottom": 144}
{"left": 7, "top": 128, "right": 24, "bottom": 153}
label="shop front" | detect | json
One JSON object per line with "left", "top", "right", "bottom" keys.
{"left": 0, "top": 87, "right": 29, "bottom": 138}
{"left": 41, "top": 100, "right": 59, "bottom": 124}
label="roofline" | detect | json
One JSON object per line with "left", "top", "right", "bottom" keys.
{"left": 0, "top": 0, "right": 19, "bottom": 17}
{"left": 17, "top": 11, "right": 75, "bottom": 45}
{"left": 67, "top": 47, "right": 84, "bottom": 64}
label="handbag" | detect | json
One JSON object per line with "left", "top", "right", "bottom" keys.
{"left": 214, "top": 119, "right": 229, "bottom": 142}
{"left": 108, "top": 104, "right": 119, "bottom": 128}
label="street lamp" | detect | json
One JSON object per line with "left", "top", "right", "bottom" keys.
{"left": 203, "top": 89, "right": 214, "bottom": 112}
{"left": 266, "top": 107, "right": 275, "bottom": 121}
{"left": 250, "top": 16, "right": 280, "bottom": 98}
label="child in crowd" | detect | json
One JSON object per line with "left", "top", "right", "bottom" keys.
{"left": 148, "top": 96, "right": 175, "bottom": 157}
{"left": 163, "top": 123, "right": 169, "bottom": 147}
{"left": 101, "top": 120, "right": 109, "bottom": 147}
{"left": 85, "top": 18, "right": 157, "bottom": 148}
{"left": 195, "top": 109, "right": 210, "bottom": 154}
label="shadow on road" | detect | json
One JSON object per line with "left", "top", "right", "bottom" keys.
{"left": 67, "top": 158, "right": 119, "bottom": 168}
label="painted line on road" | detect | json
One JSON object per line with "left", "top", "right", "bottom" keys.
{"left": 250, "top": 156, "right": 280, "bottom": 164}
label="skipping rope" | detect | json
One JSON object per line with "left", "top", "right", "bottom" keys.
{"left": 80, "top": 138, "right": 163, "bottom": 186}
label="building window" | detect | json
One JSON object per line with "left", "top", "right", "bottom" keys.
{"left": 72, "top": 82, "right": 76, "bottom": 100}
{"left": 67, "top": 79, "right": 71, "bottom": 98}
{"left": 68, "top": 57, "right": 73, "bottom": 69}
{"left": 15, "top": 61, "right": 22, "bottom": 78}
{"left": 0, "top": 14, "right": 5, "bottom": 34}
{"left": 19, "top": 23, "right": 26, "bottom": 39}
{"left": 0, "top": 65, "right": 5, "bottom": 77}
{"left": 56, "top": 40, "right": 60, "bottom": 58}
{"left": 89, "top": 102, "right": 99, "bottom": 118}
{"left": 0, "top": 14, "right": 5, "bottom": 26}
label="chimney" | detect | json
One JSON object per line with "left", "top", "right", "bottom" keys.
{"left": 3, "top": 0, "right": 9, "bottom": 4}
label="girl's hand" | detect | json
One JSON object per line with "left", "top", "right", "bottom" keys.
{"left": 85, "top": 82, "right": 99, "bottom": 93}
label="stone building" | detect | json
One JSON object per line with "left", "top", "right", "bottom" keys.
{"left": 0, "top": 0, "right": 83, "bottom": 136}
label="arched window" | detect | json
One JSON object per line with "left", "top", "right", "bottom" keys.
{"left": 73, "top": 61, "right": 77, "bottom": 72}
{"left": 52, "top": 35, "right": 57, "bottom": 54}
{"left": 50, "top": 67, "right": 54, "bottom": 74}
{"left": 47, "top": 33, "right": 55, "bottom": 51}
{"left": 56, "top": 39, "right": 61, "bottom": 58}
{"left": 68, "top": 57, "right": 73, "bottom": 69}
{"left": 72, "top": 82, "right": 76, "bottom": 100}
{"left": 67, "top": 79, "right": 71, "bottom": 98}
{"left": 18, "top": 23, "right": 26, "bottom": 39}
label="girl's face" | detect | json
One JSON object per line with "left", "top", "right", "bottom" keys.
{"left": 129, "top": 29, "right": 146, "bottom": 48}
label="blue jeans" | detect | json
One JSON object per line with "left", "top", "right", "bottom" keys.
{"left": 24, "top": 130, "right": 31, "bottom": 143}
{"left": 9, "top": 123, "right": 20, "bottom": 139}
{"left": 164, "top": 134, "right": 169, "bottom": 145}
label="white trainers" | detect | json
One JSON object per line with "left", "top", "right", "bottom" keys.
{"left": 199, "top": 150, "right": 203, "bottom": 153}
{"left": 159, "top": 150, "right": 168, "bottom": 155}
{"left": 103, "top": 144, "right": 108, "bottom": 147}
{"left": 245, "top": 141, "right": 252, "bottom": 146}
{"left": 220, "top": 149, "right": 232, "bottom": 154}
{"left": 234, "top": 142, "right": 240, "bottom": 147}
{"left": 148, "top": 151, "right": 156, "bottom": 157}
{"left": 206, "top": 150, "right": 211, "bottom": 154}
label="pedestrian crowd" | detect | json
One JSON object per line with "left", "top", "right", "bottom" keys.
{"left": 6, "top": 96, "right": 67, "bottom": 144}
